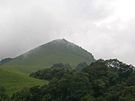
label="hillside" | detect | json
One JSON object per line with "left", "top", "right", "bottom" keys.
{"left": 0, "top": 39, "right": 95, "bottom": 96}
{"left": 5, "top": 39, "right": 95, "bottom": 68}
{"left": 0, "top": 67, "right": 47, "bottom": 96}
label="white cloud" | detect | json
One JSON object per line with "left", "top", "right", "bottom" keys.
{"left": 0, "top": 0, "right": 135, "bottom": 65}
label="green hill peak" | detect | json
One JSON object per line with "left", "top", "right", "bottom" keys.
{"left": 6, "top": 39, "right": 95, "bottom": 68}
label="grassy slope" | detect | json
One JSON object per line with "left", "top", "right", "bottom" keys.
{"left": 0, "top": 65, "right": 50, "bottom": 74}
{"left": 6, "top": 39, "right": 95, "bottom": 73}
{"left": 0, "top": 66, "right": 47, "bottom": 96}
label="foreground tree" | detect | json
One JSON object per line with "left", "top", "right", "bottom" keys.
{"left": 30, "top": 63, "right": 72, "bottom": 80}
{"left": 0, "top": 86, "right": 9, "bottom": 101}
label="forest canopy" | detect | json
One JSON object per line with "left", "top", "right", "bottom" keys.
{"left": 6, "top": 59, "right": 135, "bottom": 101}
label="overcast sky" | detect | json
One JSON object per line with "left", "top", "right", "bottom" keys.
{"left": 0, "top": 0, "right": 135, "bottom": 65}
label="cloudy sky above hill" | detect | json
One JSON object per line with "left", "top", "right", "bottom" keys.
{"left": 0, "top": 0, "right": 135, "bottom": 65}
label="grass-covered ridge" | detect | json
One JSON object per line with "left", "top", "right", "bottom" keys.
{"left": 0, "top": 66, "right": 47, "bottom": 96}
{"left": 6, "top": 39, "right": 95, "bottom": 68}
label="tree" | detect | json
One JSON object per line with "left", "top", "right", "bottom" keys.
{"left": 30, "top": 63, "right": 72, "bottom": 80}
{"left": 81, "top": 95, "right": 96, "bottom": 101}
{"left": 45, "top": 72, "right": 90, "bottom": 101}
{"left": 0, "top": 86, "right": 9, "bottom": 101}
{"left": 76, "top": 62, "right": 88, "bottom": 71}
{"left": 11, "top": 88, "right": 32, "bottom": 101}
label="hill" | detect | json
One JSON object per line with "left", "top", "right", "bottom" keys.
{"left": 0, "top": 39, "right": 95, "bottom": 95}
{"left": 0, "top": 67, "right": 47, "bottom": 96}
{"left": 5, "top": 39, "right": 95, "bottom": 70}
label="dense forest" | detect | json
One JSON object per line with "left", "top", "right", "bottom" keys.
{"left": 1, "top": 59, "right": 135, "bottom": 101}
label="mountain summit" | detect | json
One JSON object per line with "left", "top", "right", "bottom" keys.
{"left": 6, "top": 39, "right": 95, "bottom": 67}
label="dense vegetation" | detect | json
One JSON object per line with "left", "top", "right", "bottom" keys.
{"left": 2, "top": 59, "right": 135, "bottom": 101}
{"left": 30, "top": 63, "right": 72, "bottom": 80}
{"left": 0, "top": 86, "right": 10, "bottom": 101}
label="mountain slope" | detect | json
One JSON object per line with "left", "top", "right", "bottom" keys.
{"left": 6, "top": 39, "right": 95, "bottom": 67}
{"left": 0, "top": 67, "right": 47, "bottom": 95}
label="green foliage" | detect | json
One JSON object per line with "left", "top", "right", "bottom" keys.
{"left": 0, "top": 86, "right": 9, "bottom": 101}
{"left": 12, "top": 72, "right": 90, "bottom": 101}
{"left": 80, "top": 95, "right": 96, "bottom": 101}
{"left": 23, "top": 59, "right": 135, "bottom": 101}
{"left": 76, "top": 62, "right": 88, "bottom": 71}
{"left": 45, "top": 72, "right": 90, "bottom": 101}
{"left": 11, "top": 86, "right": 45, "bottom": 101}
{"left": 30, "top": 63, "right": 72, "bottom": 80}
{"left": 11, "top": 88, "right": 32, "bottom": 101}
{"left": 2, "top": 59, "right": 135, "bottom": 101}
